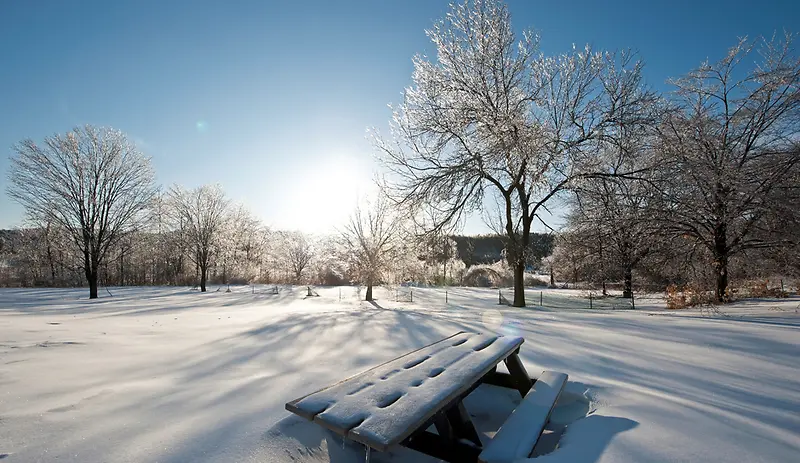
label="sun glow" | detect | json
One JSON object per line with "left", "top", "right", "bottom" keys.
{"left": 283, "top": 155, "right": 376, "bottom": 233}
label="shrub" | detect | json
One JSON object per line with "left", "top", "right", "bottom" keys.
{"left": 735, "top": 279, "right": 789, "bottom": 298}
{"left": 665, "top": 284, "right": 686, "bottom": 309}
{"left": 524, "top": 274, "right": 548, "bottom": 287}
{"left": 665, "top": 283, "right": 717, "bottom": 309}
{"left": 462, "top": 262, "right": 512, "bottom": 287}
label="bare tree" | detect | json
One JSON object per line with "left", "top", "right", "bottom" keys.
{"left": 280, "top": 231, "right": 313, "bottom": 283}
{"left": 567, "top": 139, "right": 663, "bottom": 297}
{"left": 8, "top": 125, "right": 157, "bottom": 298}
{"left": 375, "top": 0, "right": 656, "bottom": 306}
{"left": 222, "top": 204, "right": 264, "bottom": 283}
{"left": 657, "top": 34, "right": 800, "bottom": 301}
{"left": 341, "top": 197, "right": 402, "bottom": 301}
{"left": 168, "top": 184, "right": 230, "bottom": 292}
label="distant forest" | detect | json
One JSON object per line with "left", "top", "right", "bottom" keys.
{"left": 451, "top": 234, "right": 554, "bottom": 268}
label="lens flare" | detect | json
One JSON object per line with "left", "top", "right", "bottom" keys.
{"left": 196, "top": 120, "right": 208, "bottom": 132}
{"left": 481, "top": 308, "right": 503, "bottom": 332}
{"left": 500, "top": 318, "right": 522, "bottom": 337}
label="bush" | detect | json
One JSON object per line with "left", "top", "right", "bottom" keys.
{"left": 319, "top": 268, "right": 348, "bottom": 286}
{"left": 462, "top": 263, "right": 512, "bottom": 287}
{"left": 524, "top": 274, "right": 549, "bottom": 287}
{"left": 665, "top": 283, "right": 716, "bottom": 309}
{"left": 730, "top": 279, "right": 789, "bottom": 298}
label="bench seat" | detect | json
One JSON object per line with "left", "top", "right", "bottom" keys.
{"left": 478, "top": 370, "right": 568, "bottom": 463}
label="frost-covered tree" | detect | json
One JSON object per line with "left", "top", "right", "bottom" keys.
{"left": 216, "top": 204, "right": 263, "bottom": 284}
{"left": 341, "top": 197, "right": 403, "bottom": 301}
{"left": 562, "top": 180, "right": 657, "bottom": 296}
{"left": 375, "top": 0, "right": 656, "bottom": 306}
{"left": 418, "top": 232, "right": 463, "bottom": 285}
{"left": 279, "top": 231, "right": 314, "bottom": 283}
{"left": 567, "top": 137, "right": 663, "bottom": 296}
{"left": 658, "top": 35, "right": 800, "bottom": 302}
{"left": 8, "top": 125, "right": 157, "bottom": 298}
{"left": 167, "top": 184, "right": 230, "bottom": 292}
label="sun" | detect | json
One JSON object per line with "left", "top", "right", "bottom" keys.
{"left": 290, "top": 155, "right": 375, "bottom": 232}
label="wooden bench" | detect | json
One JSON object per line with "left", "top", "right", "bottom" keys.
{"left": 285, "top": 331, "right": 568, "bottom": 462}
{"left": 479, "top": 371, "right": 568, "bottom": 463}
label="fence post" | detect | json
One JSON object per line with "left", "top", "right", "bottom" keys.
{"left": 411, "top": 290, "right": 413, "bottom": 303}
{"left": 445, "top": 290, "right": 448, "bottom": 304}
{"left": 589, "top": 293, "right": 593, "bottom": 310}
{"left": 781, "top": 279, "right": 785, "bottom": 294}
{"left": 339, "top": 287, "right": 342, "bottom": 301}
{"left": 631, "top": 291, "right": 635, "bottom": 310}
{"left": 540, "top": 291, "right": 543, "bottom": 306}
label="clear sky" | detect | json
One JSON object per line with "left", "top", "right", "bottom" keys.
{"left": 1, "top": 0, "right": 798, "bottom": 234}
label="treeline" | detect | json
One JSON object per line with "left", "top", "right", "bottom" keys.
{"left": 451, "top": 234, "right": 553, "bottom": 268}
{"left": 0, "top": 218, "right": 549, "bottom": 289}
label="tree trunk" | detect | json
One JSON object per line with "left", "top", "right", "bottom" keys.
{"left": 365, "top": 283, "right": 373, "bottom": 302}
{"left": 200, "top": 265, "right": 208, "bottom": 292}
{"left": 47, "top": 243, "right": 56, "bottom": 285}
{"left": 713, "top": 251, "right": 728, "bottom": 303}
{"left": 623, "top": 266, "right": 633, "bottom": 299}
{"left": 84, "top": 250, "right": 99, "bottom": 299}
{"left": 512, "top": 262, "right": 525, "bottom": 307}
{"left": 88, "top": 274, "right": 98, "bottom": 299}
{"left": 713, "top": 223, "right": 729, "bottom": 302}
{"left": 599, "top": 236, "right": 607, "bottom": 296}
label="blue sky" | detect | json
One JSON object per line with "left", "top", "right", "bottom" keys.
{"left": 1, "top": 0, "right": 798, "bottom": 234}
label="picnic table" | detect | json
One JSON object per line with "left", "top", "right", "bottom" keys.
{"left": 285, "top": 331, "right": 567, "bottom": 462}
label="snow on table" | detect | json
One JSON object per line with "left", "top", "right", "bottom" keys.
{"left": 285, "top": 331, "right": 524, "bottom": 451}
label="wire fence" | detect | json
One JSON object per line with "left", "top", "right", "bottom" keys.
{"left": 228, "top": 284, "right": 645, "bottom": 310}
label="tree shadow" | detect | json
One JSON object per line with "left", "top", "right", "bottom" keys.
{"left": 539, "top": 415, "right": 638, "bottom": 462}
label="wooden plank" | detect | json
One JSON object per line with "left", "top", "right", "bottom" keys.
{"left": 478, "top": 371, "right": 568, "bottom": 463}
{"left": 285, "top": 331, "right": 466, "bottom": 419}
{"left": 346, "top": 333, "right": 523, "bottom": 450}
{"left": 504, "top": 352, "right": 533, "bottom": 396}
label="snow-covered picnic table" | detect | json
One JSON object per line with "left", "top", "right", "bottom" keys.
{"left": 286, "top": 331, "right": 564, "bottom": 462}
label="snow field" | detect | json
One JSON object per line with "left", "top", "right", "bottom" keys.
{"left": 0, "top": 286, "right": 798, "bottom": 462}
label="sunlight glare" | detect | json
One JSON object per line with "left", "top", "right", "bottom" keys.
{"left": 287, "top": 155, "right": 375, "bottom": 233}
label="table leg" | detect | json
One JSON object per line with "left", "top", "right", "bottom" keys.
{"left": 434, "top": 414, "right": 454, "bottom": 441}
{"left": 445, "top": 401, "right": 483, "bottom": 447}
{"left": 504, "top": 352, "right": 533, "bottom": 396}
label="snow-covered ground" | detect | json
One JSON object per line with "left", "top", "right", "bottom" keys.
{"left": 1, "top": 285, "right": 798, "bottom": 462}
